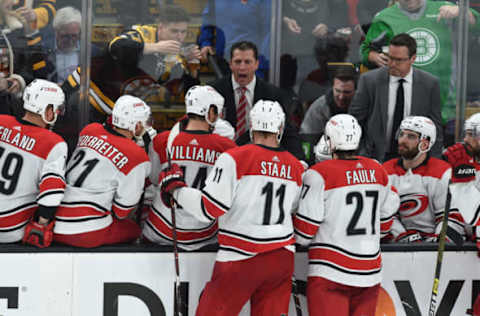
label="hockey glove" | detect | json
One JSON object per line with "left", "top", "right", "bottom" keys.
{"left": 443, "top": 143, "right": 476, "bottom": 183}
{"left": 23, "top": 220, "right": 55, "bottom": 248}
{"left": 159, "top": 163, "right": 187, "bottom": 206}
{"left": 395, "top": 230, "right": 423, "bottom": 243}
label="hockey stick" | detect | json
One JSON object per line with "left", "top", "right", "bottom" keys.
{"left": 291, "top": 276, "right": 303, "bottom": 316}
{"left": 428, "top": 181, "right": 452, "bottom": 316}
{"left": 166, "top": 121, "right": 182, "bottom": 316}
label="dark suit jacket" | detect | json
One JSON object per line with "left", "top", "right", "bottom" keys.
{"left": 210, "top": 76, "right": 305, "bottom": 160}
{"left": 349, "top": 67, "right": 443, "bottom": 162}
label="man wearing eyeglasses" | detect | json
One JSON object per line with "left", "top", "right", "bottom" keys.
{"left": 349, "top": 33, "right": 443, "bottom": 162}
{"left": 360, "top": 0, "right": 480, "bottom": 147}
{"left": 47, "top": 6, "right": 81, "bottom": 84}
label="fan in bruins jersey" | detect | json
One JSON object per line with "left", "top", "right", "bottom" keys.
{"left": 62, "top": 4, "right": 201, "bottom": 123}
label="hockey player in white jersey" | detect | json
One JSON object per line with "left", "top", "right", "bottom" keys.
{"left": 53, "top": 95, "right": 151, "bottom": 248}
{"left": 142, "top": 85, "right": 236, "bottom": 249}
{"left": 158, "top": 100, "right": 304, "bottom": 316}
{"left": 0, "top": 79, "right": 67, "bottom": 248}
{"left": 382, "top": 116, "right": 455, "bottom": 243}
{"left": 295, "top": 114, "right": 399, "bottom": 316}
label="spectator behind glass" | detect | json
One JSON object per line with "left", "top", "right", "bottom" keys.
{"left": 298, "top": 35, "right": 350, "bottom": 106}
{"left": 0, "top": 0, "right": 52, "bottom": 115}
{"left": 46, "top": 6, "right": 80, "bottom": 84}
{"left": 360, "top": 0, "right": 480, "bottom": 146}
{"left": 300, "top": 68, "right": 357, "bottom": 135}
{"left": 62, "top": 4, "right": 201, "bottom": 122}
{"left": 198, "top": 0, "right": 271, "bottom": 79}
{"left": 7, "top": 0, "right": 56, "bottom": 31}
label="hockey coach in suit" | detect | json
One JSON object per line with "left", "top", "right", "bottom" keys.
{"left": 349, "top": 33, "right": 443, "bottom": 162}
{"left": 210, "top": 40, "right": 305, "bottom": 160}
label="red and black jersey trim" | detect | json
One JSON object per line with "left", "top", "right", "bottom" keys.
{"left": 309, "top": 243, "right": 382, "bottom": 276}
{"left": 218, "top": 245, "right": 256, "bottom": 257}
{"left": 0, "top": 221, "right": 28, "bottom": 232}
{"left": 145, "top": 221, "right": 217, "bottom": 245}
{"left": 41, "top": 172, "right": 66, "bottom": 182}
{"left": 219, "top": 229, "right": 294, "bottom": 243}
{"left": 201, "top": 200, "right": 215, "bottom": 221}
{"left": 0, "top": 202, "right": 36, "bottom": 216}
{"left": 314, "top": 261, "right": 382, "bottom": 276}
{"left": 37, "top": 189, "right": 65, "bottom": 201}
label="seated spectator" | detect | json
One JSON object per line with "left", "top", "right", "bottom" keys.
{"left": 53, "top": 95, "right": 152, "bottom": 248}
{"left": 62, "top": 4, "right": 201, "bottom": 123}
{"left": 382, "top": 116, "right": 458, "bottom": 244}
{"left": 198, "top": 0, "right": 271, "bottom": 79}
{"left": 0, "top": 79, "right": 66, "bottom": 248}
{"left": 349, "top": 33, "right": 443, "bottom": 162}
{"left": 298, "top": 35, "right": 350, "bottom": 106}
{"left": 209, "top": 40, "right": 305, "bottom": 160}
{"left": 300, "top": 68, "right": 356, "bottom": 135}
{"left": 46, "top": 6, "right": 81, "bottom": 84}
{"left": 142, "top": 85, "right": 236, "bottom": 250}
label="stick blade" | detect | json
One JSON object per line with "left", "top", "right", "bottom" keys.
{"left": 167, "top": 121, "right": 181, "bottom": 158}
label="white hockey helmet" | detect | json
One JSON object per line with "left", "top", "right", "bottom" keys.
{"left": 249, "top": 100, "right": 285, "bottom": 142}
{"left": 465, "top": 112, "right": 480, "bottom": 138}
{"left": 23, "top": 79, "right": 65, "bottom": 125}
{"left": 184, "top": 85, "right": 224, "bottom": 126}
{"left": 325, "top": 114, "right": 362, "bottom": 151}
{"left": 112, "top": 95, "right": 152, "bottom": 134}
{"left": 314, "top": 135, "right": 332, "bottom": 162}
{"left": 399, "top": 116, "right": 436, "bottom": 152}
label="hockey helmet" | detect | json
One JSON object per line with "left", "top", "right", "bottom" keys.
{"left": 184, "top": 85, "right": 224, "bottom": 126}
{"left": 23, "top": 79, "right": 65, "bottom": 125}
{"left": 314, "top": 135, "right": 332, "bottom": 162}
{"left": 325, "top": 114, "right": 362, "bottom": 151}
{"left": 112, "top": 95, "right": 152, "bottom": 134}
{"left": 399, "top": 116, "right": 436, "bottom": 152}
{"left": 465, "top": 112, "right": 480, "bottom": 138}
{"left": 249, "top": 100, "right": 285, "bottom": 143}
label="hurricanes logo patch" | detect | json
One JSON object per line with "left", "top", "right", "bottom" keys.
{"left": 408, "top": 28, "right": 440, "bottom": 66}
{"left": 399, "top": 193, "right": 429, "bottom": 218}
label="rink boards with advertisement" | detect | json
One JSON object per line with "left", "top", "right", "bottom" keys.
{"left": 0, "top": 244, "right": 478, "bottom": 316}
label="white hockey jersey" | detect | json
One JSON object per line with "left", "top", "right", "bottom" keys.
{"left": 0, "top": 115, "right": 67, "bottom": 242}
{"left": 142, "top": 129, "right": 236, "bottom": 250}
{"left": 54, "top": 123, "right": 151, "bottom": 234}
{"left": 295, "top": 157, "right": 399, "bottom": 287}
{"left": 383, "top": 157, "right": 453, "bottom": 240}
{"left": 449, "top": 180, "right": 480, "bottom": 241}
{"left": 174, "top": 144, "right": 305, "bottom": 261}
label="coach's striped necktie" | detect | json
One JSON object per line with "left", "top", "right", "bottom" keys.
{"left": 235, "top": 86, "right": 248, "bottom": 140}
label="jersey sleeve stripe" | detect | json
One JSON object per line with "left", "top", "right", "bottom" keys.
{"left": 147, "top": 208, "right": 218, "bottom": 243}
{"left": 37, "top": 189, "right": 65, "bottom": 202}
{"left": 112, "top": 204, "right": 135, "bottom": 219}
{"left": 201, "top": 200, "right": 216, "bottom": 221}
{"left": 201, "top": 189, "right": 230, "bottom": 211}
{"left": 201, "top": 194, "right": 228, "bottom": 218}
{"left": 39, "top": 177, "right": 66, "bottom": 193}
{"left": 293, "top": 215, "right": 319, "bottom": 238}
{"left": 41, "top": 172, "right": 65, "bottom": 182}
